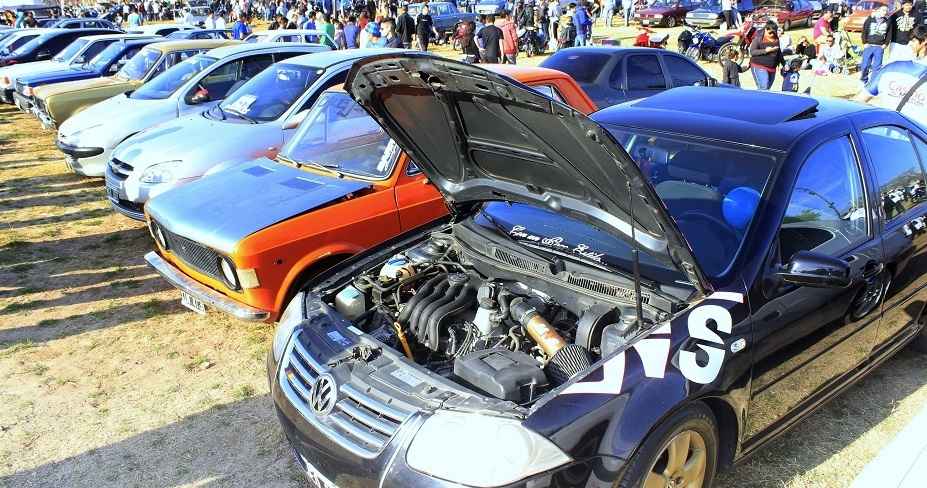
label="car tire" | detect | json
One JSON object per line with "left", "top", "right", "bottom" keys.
{"left": 910, "top": 307, "right": 927, "bottom": 353}
{"left": 614, "top": 402, "right": 719, "bottom": 488}
{"left": 666, "top": 16, "right": 677, "bottom": 28}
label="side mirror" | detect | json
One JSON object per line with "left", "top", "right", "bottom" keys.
{"left": 73, "top": 55, "right": 85, "bottom": 64}
{"left": 283, "top": 110, "right": 309, "bottom": 130}
{"left": 777, "top": 251, "right": 850, "bottom": 288}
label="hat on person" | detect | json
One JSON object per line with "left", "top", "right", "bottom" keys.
{"left": 366, "top": 22, "right": 381, "bottom": 37}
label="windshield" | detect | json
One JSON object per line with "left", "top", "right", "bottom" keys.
{"left": 52, "top": 38, "right": 88, "bottom": 62}
{"left": 87, "top": 41, "right": 124, "bottom": 71}
{"left": 117, "top": 47, "right": 161, "bottom": 81}
{"left": 10, "top": 33, "right": 47, "bottom": 55}
{"left": 609, "top": 127, "right": 775, "bottom": 277}
{"left": 281, "top": 92, "right": 398, "bottom": 179}
{"left": 244, "top": 34, "right": 269, "bottom": 43}
{"left": 131, "top": 54, "right": 217, "bottom": 100}
{"left": 218, "top": 63, "right": 321, "bottom": 122}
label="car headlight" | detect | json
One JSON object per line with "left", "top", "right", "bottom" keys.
{"left": 654, "top": 14, "right": 663, "bottom": 18}
{"left": 218, "top": 255, "right": 239, "bottom": 289}
{"left": 151, "top": 222, "right": 169, "bottom": 249}
{"left": 272, "top": 292, "right": 305, "bottom": 362}
{"left": 139, "top": 160, "right": 182, "bottom": 184}
{"left": 407, "top": 410, "right": 572, "bottom": 487}
{"left": 22, "top": 86, "right": 32, "bottom": 97}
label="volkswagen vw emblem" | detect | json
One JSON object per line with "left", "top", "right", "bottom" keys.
{"left": 309, "top": 374, "right": 337, "bottom": 416}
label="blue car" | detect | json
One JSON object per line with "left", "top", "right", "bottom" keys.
{"left": 541, "top": 47, "right": 717, "bottom": 108}
{"left": 47, "top": 17, "right": 120, "bottom": 30}
{"left": 269, "top": 52, "right": 927, "bottom": 488}
{"left": 474, "top": 0, "right": 508, "bottom": 14}
{"left": 0, "top": 27, "right": 117, "bottom": 67}
{"left": 12, "top": 38, "right": 161, "bottom": 112}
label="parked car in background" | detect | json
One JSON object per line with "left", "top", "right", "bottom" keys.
{"left": 474, "top": 0, "right": 508, "bottom": 14}
{"left": 57, "top": 43, "right": 329, "bottom": 177}
{"left": 636, "top": 0, "right": 702, "bottom": 28}
{"left": 166, "top": 29, "right": 233, "bottom": 40}
{"left": 104, "top": 48, "right": 399, "bottom": 221}
{"left": 0, "top": 33, "right": 152, "bottom": 104}
{"left": 541, "top": 47, "right": 716, "bottom": 108}
{"left": 244, "top": 29, "right": 336, "bottom": 47}
{"left": 808, "top": 0, "right": 824, "bottom": 17}
{"left": 844, "top": 0, "right": 898, "bottom": 31}
{"left": 46, "top": 17, "right": 120, "bottom": 30}
{"left": 408, "top": 2, "right": 477, "bottom": 42}
{"left": 13, "top": 38, "right": 161, "bottom": 114}
{"left": 686, "top": 0, "right": 756, "bottom": 27}
{"left": 31, "top": 39, "right": 235, "bottom": 128}
{"left": 753, "top": 0, "right": 815, "bottom": 30}
{"left": 271, "top": 52, "right": 927, "bottom": 488}
{"left": 142, "top": 64, "right": 596, "bottom": 322}
{"left": 126, "top": 24, "right": 198, "bottom": 36}
{"left": 0, "top": 28, "right": 118, "bottom": 67}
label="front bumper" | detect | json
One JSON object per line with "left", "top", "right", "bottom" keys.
{"left": 686, "top": 17, "right": 722, "bottom": 27}
{"left": 12, "top": 91, "right": 32, "bottom": 112}
{"left": 57, "top": 138, "right": 110, "bottom": 177}
{"left": 145, "top": 251, "right": 270, "bottom": 321}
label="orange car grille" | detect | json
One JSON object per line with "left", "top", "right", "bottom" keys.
{"left": 153, "top": 220, "right": 224, "bottom": 283}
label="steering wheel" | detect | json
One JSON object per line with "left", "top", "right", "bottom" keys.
{"left": 674, "top": 211, "right": 740, "bottom": 273}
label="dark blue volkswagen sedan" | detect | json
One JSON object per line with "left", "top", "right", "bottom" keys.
{"left": 267, "top": 53, "right": 927, "bottom": 488}
{"left": 12, "top": 37, "right": 161, "bottom": 112}
{"left": 540, "top": 46, "right": 717, "bottom": 108}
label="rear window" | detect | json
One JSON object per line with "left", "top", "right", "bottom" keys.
{"left": 541, "top": 52, "right": 610, "bottom": 84}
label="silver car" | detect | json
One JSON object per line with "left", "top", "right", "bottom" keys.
{"left": 104, "top": 48, "right": 403, "bottom": 220}
{"left": 57, "top": 43, "right": 330, "bottom": 177}
{"left": 0, "top": 34, "right": 155, "bottom": 104}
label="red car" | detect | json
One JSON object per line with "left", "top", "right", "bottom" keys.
{"left": 753, "top": 0, "right": 815, "bottom": 30}
{"left": 636, "top": 0, "right": 702, "bottom": 27}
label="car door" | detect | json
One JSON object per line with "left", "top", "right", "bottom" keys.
{"left": 395, "top": 157, "right": 447, "bottom": 231}
{"left": 858, "top": 121, "right": 927, "bottom": 352}
{"left": 661, "top": 53, "right": 709, "bottom": 87}
{"left": 745, "top": 133, "right": 882, "bottom": 441}
{"left": 622, "top": 53, "right": 669, "bottom": 102}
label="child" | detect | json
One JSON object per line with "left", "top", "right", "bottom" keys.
{"left": 781, "top": 59, "right": 801, "bottom": 93}
{"left": 721, "top": 49, "right": 748, "bottom": 87}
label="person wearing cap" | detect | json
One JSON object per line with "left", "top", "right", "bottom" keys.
{"left": 364, "top": 22, "right": 387, "bottom": 47}
{"left": 888, "top": 0, "right": 921, "bottom": 62}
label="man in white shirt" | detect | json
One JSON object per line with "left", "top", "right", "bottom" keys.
{"left": 215, "top": 11, "right": 227, "bottom": 29}
{"left": 205, "top": 10, "right": 216, "bottom": 29}
{"left": 182, "top": 7, "right": 195, "bottom": 25}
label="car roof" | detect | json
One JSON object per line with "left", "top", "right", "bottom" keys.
{"left": 594, "top": 87, "right": 876, "bottom": 151}
{"left": 145, "top": 39, "right": 237, "bottom": 53}
{"left": 281, "top": 47, "right": 406, "bottom": 68}
{"left": 554, "top": 46, "right": 680, "bottom": 57}
{"left": 205, "top": 42, "right": 324, "bottom": 58}
{"left": 128, "top": 23, "right": 198, "bottom": 33}
{"left": 81, "top": 33, "right": 158, "bottom": 41}
{"left": 480, "top": 64, "right": 579, "bottom": 84}
{"left": 249, "top": 29, "right": 329, "bottom": 36}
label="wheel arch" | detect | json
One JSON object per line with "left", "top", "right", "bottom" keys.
{"left": 274, "top": 251, "right": 355, "bottom": 318}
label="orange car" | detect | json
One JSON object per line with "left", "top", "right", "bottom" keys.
{"left": 144, "top": 64, "right": 597, "bottom": 322}
{"left": 844, "top": 0, "right": 898, "bottom": 32}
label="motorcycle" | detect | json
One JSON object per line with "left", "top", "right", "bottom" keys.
{"left": 518, "top": 25, "right": 546, "bottom": 57}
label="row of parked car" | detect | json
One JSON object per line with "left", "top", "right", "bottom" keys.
{"left": 6, "top": 23, "right": 927, "bottom": 488}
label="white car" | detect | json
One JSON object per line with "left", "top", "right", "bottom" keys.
{"left": 0, "top": 33, "right": 156, "bottom": 104}
{"left": 244, "top": 29, "right": 336, "bottom": 47}
{"left": 57, "top": 42, "right": 329, "bottom": 178}
{"left": 126, "top": 24, "right": 200, "bottom": 36}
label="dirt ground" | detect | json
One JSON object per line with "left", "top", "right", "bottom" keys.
{"left": 1, "top": 21, "right": 926, "bottom": 488}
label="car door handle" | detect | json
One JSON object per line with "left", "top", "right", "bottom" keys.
{"left": 903, "top": 216, "right": 926, "bottom": 237}
{"left": 861, "top": 261, "right": 884, "bottom": 279}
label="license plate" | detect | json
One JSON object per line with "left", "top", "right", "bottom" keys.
{"left": 180, "top": 290, "right": 207, "bottom": 315}
{"left": 299, "top": 454, "right": 338, "bottom": 488}
{"left": 106, "top": 187, "right": 120, "bottom": 201}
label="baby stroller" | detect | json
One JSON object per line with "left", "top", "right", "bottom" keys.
{"left": 518, "top": 25, "right": 546, "bottom": 56}
{"left": 831, "top": 29, "right": 862, "bottom": 75}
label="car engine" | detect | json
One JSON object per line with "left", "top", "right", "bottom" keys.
{"left": 328, "top": 229, "right": 658, "bottom": 405}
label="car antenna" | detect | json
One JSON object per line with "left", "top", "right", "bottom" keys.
{"left": 627, "top": 179, "right": 645, "bottom": 329}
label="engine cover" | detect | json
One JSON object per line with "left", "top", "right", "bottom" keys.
{"left": 454, "top": 348, "right": 549, "bottom": 403}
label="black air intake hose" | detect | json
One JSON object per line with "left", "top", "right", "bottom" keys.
{"left": 545, "top": 344, "right": 594, "bottom": 386}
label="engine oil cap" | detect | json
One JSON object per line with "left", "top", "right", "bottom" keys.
{"left": 448, "top": 273, "right": 469, "bottom": 285}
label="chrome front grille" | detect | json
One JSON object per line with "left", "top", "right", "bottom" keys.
{"left": 14, "top": 80, "right": 25, "bottom": 95}
{"left": 34, "top": 97, "right": 46, "bottom": 114}
{"left": 109, "top": 158, "right": 134, "bottom": 180}
{"left": 279, "top": 331, "right": 412, "bottom": 458}
{"left": 153, "top": 221, "right": 223, "bottom": 282}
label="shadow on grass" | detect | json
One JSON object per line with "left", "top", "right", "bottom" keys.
{"left": 0, "top": 395, "right": 304, "bottom": 488}
{"left": 0, "top": 207, "right": 116, "bottom": 230}
{"left": 0, "top": 274, "right": 172, "bottom": 317}
{"left": 0, "top": 265, "right": 154, "bottom": 300}
{"left": 0, "top": 297, "right": 185, "bottom": 347}
{"left": 0, "top": 182, "right": 105, "bottom": 211}
{"left": 716, "top": 347, "right": 927, "bottom": 488}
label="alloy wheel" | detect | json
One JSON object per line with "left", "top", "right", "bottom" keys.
{"left": 644, "top": 430, "right": 707, "bottom": 488}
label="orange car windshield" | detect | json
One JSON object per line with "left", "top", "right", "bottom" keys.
{"left": 279, "top": 92, "right": 399, "bottom": 180}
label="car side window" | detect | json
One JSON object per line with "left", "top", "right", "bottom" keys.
{"left": 81, "top": 40, "right": 114, "bottom": 61}
{"left": 861, "top": 126, "right": 927, "bottom": 221}
{"left": 528, "top": 84, "right": 565, "bottom": 102}
{"left": 626, "top": 55, "right": 666, "bottom": 91}
{"left": 111, "top": 48, "right": 141, "bottom": 73}
{"left": 662, "top": 55, "right": 707, "bottom": 87}
{"left": 780, "top": 137, "right": 868, "bottom": 261}
{"left": 296, "top": 70, "right": 349, "bottom": 114}
{"left": 273, "top": 51, "right": 306, "bottom": 62}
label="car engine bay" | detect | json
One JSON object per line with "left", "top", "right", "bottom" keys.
{"left": 322, "top": 222, "right": 674, "bottom": 406}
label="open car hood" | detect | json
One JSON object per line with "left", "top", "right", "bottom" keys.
{"left": 346, "top": 53, "right": 707, "bottom": 293}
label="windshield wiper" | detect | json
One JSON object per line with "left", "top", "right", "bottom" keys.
{"left": 224, "top": 107, "right": 258, "bottom": 124}
{"left": 279, "top": 155, "right": 345, "bottom": 178}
